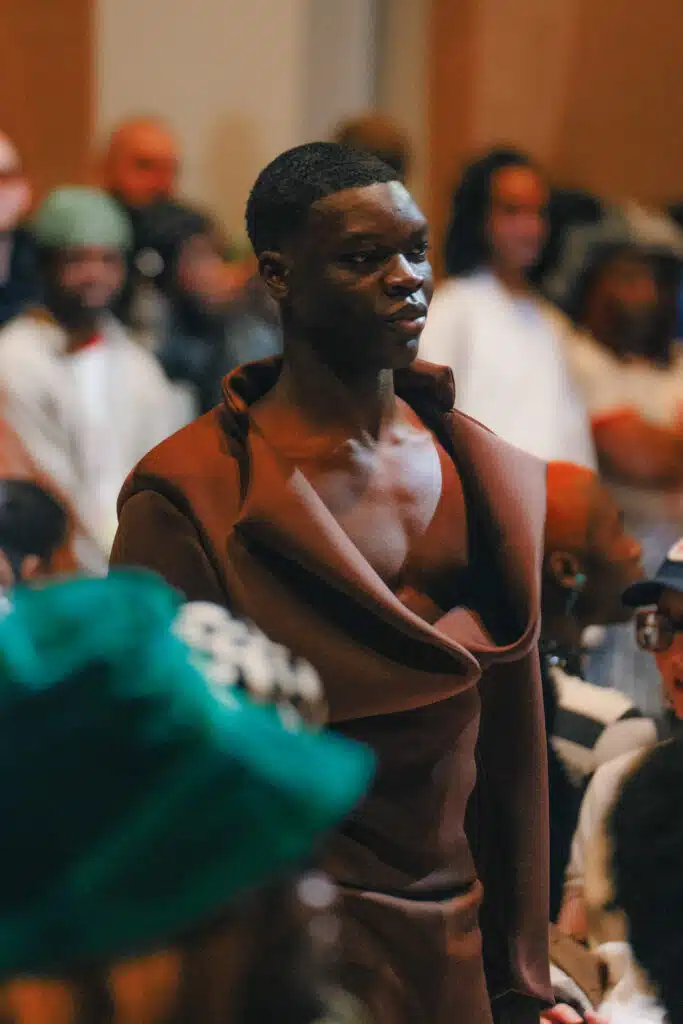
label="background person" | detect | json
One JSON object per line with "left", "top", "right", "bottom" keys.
{"left": 0, "top": 186, "right": 181, "bottom": 572}
{"left": 419, "top": 146, "right": 595, "bottom": 467}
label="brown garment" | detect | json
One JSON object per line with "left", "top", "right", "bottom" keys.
{"left": 111, "top": 358, "right": 552, "bottom": 1023}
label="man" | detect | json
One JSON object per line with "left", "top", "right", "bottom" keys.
{"left": 551, "top": 217, "right": 683, "bottom": 713}
{"left": 543, "top": 462, "right": 650, "bottom": 787}
{"left": 558, "top": 541, "right": 683, "bottom": 947}
{"left": 102, "top": 117, "right": 252, "bottom": 335}
{"left": 541, "top": 462, "right": 648, "bottom": 921}
{"left": 111, "top": 142, "right": 551, "bottom": 1023}
{"left": 0, "top": 572, "right": 373, "bottom": 1023}
{"left": 419, "top": 147, "right": 596, "bottom": 468}
{"left": 0, "top": 186, "right": 181, "bottom": 573}
{"left": 0, "top": 131, "right": 38, "bottom": 326}
{"left": 608, "top": 735, "right": 683, "bottom": 1024}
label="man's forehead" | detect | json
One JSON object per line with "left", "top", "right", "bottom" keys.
{"left": 310, "top": 181, "right": 425, "bottom": 234}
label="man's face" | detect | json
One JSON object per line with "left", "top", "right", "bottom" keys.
{"left": 487, "top": 165, "right": 548, "bottom": 274}
{"left": 279, "top": 181, "right": 432, "bottom": 374}
{"left": 51, "top": 246, "right": 125, "bottom": 321}
{"left": 654, "top": 588, "right": 683, "bottom": 717}
{"left": 583, "top": 487, "right": 643, "bottom": 625}
{"left": 108, "top": 125, "right": 179, "bottom": 209}
{"left": 586, "top": 253, "right": 661, "bottom": 355}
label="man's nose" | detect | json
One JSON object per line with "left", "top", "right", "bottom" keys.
{"left": 384, "top": 253, "right": 424, "bottom": 294}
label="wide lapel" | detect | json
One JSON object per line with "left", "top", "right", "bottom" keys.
{"left": 233, "top": 426, "right": 479, "bottom": 673}
{"left": 395, "top": 359, "right": 546, "bottom": 664}
{"left": 437, "top": 409, "right": 546, "bottom": 662}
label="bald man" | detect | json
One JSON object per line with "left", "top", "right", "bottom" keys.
{"left": 0, "top": 132, "right": 38, "bottom": 325}
{"left": 103, "top": 117, "right": 180, "bottom": 212}
{"left": 101, "top": 118, "right": 252, "bottom": 339}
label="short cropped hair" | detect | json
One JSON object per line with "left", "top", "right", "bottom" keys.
{"left": 609, "top": 737, "right": 683, "bottom": 1024}
{"left": 245, "top": 141, "right": 397, "bottom": 257}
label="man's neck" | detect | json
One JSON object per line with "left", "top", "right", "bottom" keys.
{"left": 256, "top": 337, "right": 398, "bottom": 450}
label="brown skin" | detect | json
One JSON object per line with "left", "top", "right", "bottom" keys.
{"left": 103, "top": 119, "right": 180, "bottom": 210}
{"left": 583, "top": 253, "right": 683, "bottom": 489}
{"left": 250, "top": 182, "right": 455, "bottom": 599}
{"left": 487, "top": 165, "right": 548, "bottom": 295}
{"left": 542, "top": 482, "right": 643, "bottom": 652}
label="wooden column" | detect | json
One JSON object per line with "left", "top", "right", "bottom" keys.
{"left": 0, "top": 0, "right": 93, "bottom": 201}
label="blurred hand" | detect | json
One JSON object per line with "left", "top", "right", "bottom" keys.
{"left": 178, "top": 235, "right": 253, "bottom": 308}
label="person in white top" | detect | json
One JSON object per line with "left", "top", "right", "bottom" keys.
{"left": 419, "top": 147, "right": 596, "bottom": 468}
{"left": 554, "top": 225, "right": 683, "bottom": 712}
{"left": 0, "top": 187, "right": 184, "bottom": 573}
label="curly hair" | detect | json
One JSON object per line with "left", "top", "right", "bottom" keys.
{"left": 245, "top": 141, "right": 398, "bottom": 258}
{"left": 609, "top": 736, "right": 683, "bottom": 1024}
{"left": 443, "top": 146, "right": 539, "bottom": 277}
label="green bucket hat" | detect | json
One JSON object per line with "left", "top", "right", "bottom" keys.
{"left": 0, "top": 572, "right": 373, "bottom": 979}
{"left": 30, "top": 186, "right": 133, "bottom": 250}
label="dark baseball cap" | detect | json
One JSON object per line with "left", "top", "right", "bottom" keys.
{"left": 623, "top": 537, "right": 683, "bottom": 607}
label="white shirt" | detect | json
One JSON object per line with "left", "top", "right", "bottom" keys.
{"left": 419, "top": 271, "right": 597, "bottom": 467}
{"left": 0, "top": 312, "right": 185, "bottom": 571}
{"left": 567, "top": 332, "right": 683, "bottom": 528}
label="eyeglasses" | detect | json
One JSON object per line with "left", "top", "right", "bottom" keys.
{"left": 635, "top": 607, "right": 683, "bottom": 652}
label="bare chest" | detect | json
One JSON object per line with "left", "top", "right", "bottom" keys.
{"left": 299, "top": 429, "right": 469, "bottom": 611}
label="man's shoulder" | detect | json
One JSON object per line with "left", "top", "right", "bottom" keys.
{"left": 120, "top": 405, "right": 240, "bottom": 509}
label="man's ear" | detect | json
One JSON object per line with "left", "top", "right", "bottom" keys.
{"left": 258, "top": 250, "right": 290, "bottom": 302}
{"left": 547, "top": 550, "right": 583, "bottom": 590}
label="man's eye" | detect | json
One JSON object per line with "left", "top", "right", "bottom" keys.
{"left": 343, "top": 252, "right": 376, "bottom": 266}
{"left": 408, "top": 243, "right": 429, "bottom": 262}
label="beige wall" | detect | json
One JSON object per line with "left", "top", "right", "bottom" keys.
{"left": 375, "top": 0, "right": 429, "bottom": 205}
{"left": 96, "top": 0, "right": 376, "bottom": 242}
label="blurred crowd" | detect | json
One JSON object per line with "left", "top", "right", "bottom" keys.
{"left": 1, "top": 105, "right": 683, "bottom": 1024}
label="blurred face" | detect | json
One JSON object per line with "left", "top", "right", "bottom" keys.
{"left": 0, "top": 133, "right": 30, "bottom": 233}
{"left": 581, "top": 487, "right": 643, "bottom": 625}
{"left": 647, "top": 589, "right": 683, "bottom": 717}
{"left": 269, "top": 181, "right": 432, "bottom": 374}
{"left": 585, "top": 253, "right": 664, "bottom": 358}
{"left": 108, "top": 124, "right": 179, "bottom": 209}
{"left": 487, "top": 165, "right": 547, "bottom": 273}
{"left": 49, "top": 246, "right": 125, "bottom": 324}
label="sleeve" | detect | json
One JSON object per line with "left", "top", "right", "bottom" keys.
{"left": 565, "top": 337, "right": 631, "bottom": 422}
{"left": 111, "top": 490, "right": 228, "bottom": 606}
{"left": 418, "top": 284, "right": 468, "bottom": 379}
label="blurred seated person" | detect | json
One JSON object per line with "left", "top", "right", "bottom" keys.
{"left": 333, "top": 113, "right": 411, "bottom": 182}
{"left": 419, "top": 147, "right": 596, "bottom": 467}
{"left": 0, "top": 479, "right": 67, "bottom": 592}
{"left": 0, "top": 572, "right": 373, "bottom": 1023}
{"left": 542, "top": 462, "right": 648, "bottom": 920}
{"left": 102, "top": 116, "right": 252, "bottom": 333}
{"left": 133, "top": 199, "right": 281, "bottom": 415}
{"left": 0, "top": 132, "right": 38, "bottom": 326}
{"left": 551, "top": 215, "right": 683, "bottom": 712}
{"left": 607, "top": 734, "right": 683, "bottom": 1024}
{"left": 558, "top": 541, "right": 683, "bottom": 951}
{"left": 0, "top": 187, "right": 182, "bottom": 574}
